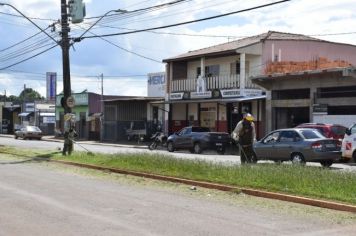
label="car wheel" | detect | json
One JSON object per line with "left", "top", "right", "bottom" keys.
{"left": 167, "top": 142, "right": 174, "bottom": 152}
{"left": 291, "top": 153, "right": 305, "bottom": 165}
{"left": 14, "top": 135, "right": 18, "bottom": 139}
{"left": 193, "top": 142, "right": 202, "bottom": 154}
{"left": 320, "top": 160, "right": 333, "bottom": 168}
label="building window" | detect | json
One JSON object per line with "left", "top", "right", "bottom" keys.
{"left": 197, "top": 65, "right": 220, "bottom": 77}
{"left": 272, "top": 89, "right": 310, "bottom": 100}
{"left": 317, "top": 86, "right": 356, "bottom": 98}
{"left": 328, "top": 106, "right": 356, "bottom": 115}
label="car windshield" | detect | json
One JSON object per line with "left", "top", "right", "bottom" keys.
{"left": 26, "top": 126, "right": 41, "bottom": 132}
{"left": 192, "top": 127, "right": 210, "bottom": 132}
{"left": 300, "top": 130, "right": 324, "bottom": 139}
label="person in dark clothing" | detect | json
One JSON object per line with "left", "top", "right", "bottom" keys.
{"left": 232, "top": 113, "right": 256, "bottom": 164}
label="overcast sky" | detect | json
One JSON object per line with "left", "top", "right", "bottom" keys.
{"left": 0, "top": 0, "right": 355, "bottom": 98}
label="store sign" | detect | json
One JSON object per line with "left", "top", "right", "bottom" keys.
{"left": 46, "top": 72, "right": 57, "bottom": 101}
{"left": 221, "top": 89, "right": 241, "bottom": 98}
{"left": 169, "top": 93, "right": 184, "bottom": 100}
{"left": 43, "top": 116, "right": 56, "bottom": 124}
{"left": 313, "top": 104, "right": 328, "bottom": 114}
{"left": 245, "top": 89, "right": 263, "bottom": 97}
{"left": 56, "top": 93, "right": 88, "bottom": 106}
{"left": 25, "top": 103, "right": 35, "bottom": 112}
{"left": 190, "top": 91, "right": 212, "bottom": 99}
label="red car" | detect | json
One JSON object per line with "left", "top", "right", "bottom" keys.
{"left": 295, "top": 123, "right": 347, "bottom": 141}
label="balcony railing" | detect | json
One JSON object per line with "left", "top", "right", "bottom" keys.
{"left": 170, "top": 74, "right": 258, "bottom": 92}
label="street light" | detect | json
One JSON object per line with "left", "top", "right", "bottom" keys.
{"left": 73, "top": 9, "right": 128, "bottom": 42}
{"left": 0, "top": 3, "right": 59, "bottom": 45}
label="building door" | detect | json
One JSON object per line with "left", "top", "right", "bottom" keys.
{"left": 200, "top": 105, "right": 216, "bottom": 131}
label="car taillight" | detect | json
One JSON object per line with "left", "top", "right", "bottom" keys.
{"left": 311, "top": 142, "right": 322, "bottom": 150}
{"left": 336, "top": 140, "right": 342, "bottom": 148}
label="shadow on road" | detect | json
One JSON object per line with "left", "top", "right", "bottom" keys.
{"left": 0, "top": 151, "right": 61, "bottom": 165}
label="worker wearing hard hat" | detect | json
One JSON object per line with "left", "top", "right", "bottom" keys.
{"left": 231, "top": 113, "right": 257, "bottom": 164}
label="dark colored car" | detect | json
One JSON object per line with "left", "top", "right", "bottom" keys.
{"left": 254, "top": 128, "right": 341, "bottom": 167}
{"left": 167, "top": 126, "right": 230, "bottom": 154}
{"left": 14, "top": 126, "right": 43, "bottom": 140}
{"left": 295, "top": 123, "right": 347, "bottom": 140}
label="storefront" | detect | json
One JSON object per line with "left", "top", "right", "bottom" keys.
{"left": 168, "top": 88, "right": 266, "bottom": 138}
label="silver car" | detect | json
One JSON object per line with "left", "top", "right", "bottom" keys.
{"left": 14, "top": 126, "right": 43, "bottom": 140}
{"left": 254, "top": 128, "right": 341, "bottom": 167}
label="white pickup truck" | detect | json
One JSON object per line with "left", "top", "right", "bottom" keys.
{"left": 341, "top": 123, "right": 356, "bottom": 162}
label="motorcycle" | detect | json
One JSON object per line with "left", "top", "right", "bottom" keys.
{"left": 148, "top": 132, "right": 167, "bottom": 150}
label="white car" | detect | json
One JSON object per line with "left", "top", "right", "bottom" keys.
{"left": 341, "top": 123, "right": 356, "bottom": 162}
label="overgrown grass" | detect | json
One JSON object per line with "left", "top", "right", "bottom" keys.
{"left": 1, "top": 146, "right": 356, "bottom": 205}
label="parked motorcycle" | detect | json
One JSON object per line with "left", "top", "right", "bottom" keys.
{"left": 148, "top": 132, "right": 167, "bottom": 150}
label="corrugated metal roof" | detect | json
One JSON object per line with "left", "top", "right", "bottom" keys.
{"left": 163, "top": 31, "right": 327, "bottom": 62}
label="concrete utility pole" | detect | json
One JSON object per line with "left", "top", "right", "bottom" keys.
{"left": 61, "top": 0, "right": 72, "bottom": 116}
{"left": 60, "top": 0, "right": 74, "bottom": 155}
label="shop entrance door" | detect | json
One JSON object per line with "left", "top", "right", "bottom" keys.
{"left": 200, "top": 111, "right": 216, "bottom": 131}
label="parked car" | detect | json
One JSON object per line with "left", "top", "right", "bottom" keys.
{"left": 166, "top": 126, "right": 230, "bottom": 154}
{"left": 254, "top": 128, "right": 342, "bottom": 167}
{"left": 341, "top": 123, "right": 356, "bottom": 162}
{"left": 295, "top": 123, "right": 347, "bottom": 141}
{"left": 14, "top": 126, "right": 43, "bottom": 140}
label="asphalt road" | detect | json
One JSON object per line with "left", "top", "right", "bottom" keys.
{"left": 1, "top": 136, "right": 355, "bottom": 171}
{"left": 0, "top": 155, "right": 355, "bottom": 236}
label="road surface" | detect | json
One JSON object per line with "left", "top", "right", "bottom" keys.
{"left": 0, "top": 154, "right": 355, "bottom": 236}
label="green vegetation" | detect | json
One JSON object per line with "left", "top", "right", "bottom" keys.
{"left": 0, "top": 146, "right": 355, "bottom": 205}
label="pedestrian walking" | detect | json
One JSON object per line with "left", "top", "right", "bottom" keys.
{"left": 231, "top": 113, "right": 256, "bottom": 164}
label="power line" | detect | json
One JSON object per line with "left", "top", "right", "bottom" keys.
{"left": 0, "top": 11, "right": 57, "bottom": 22}
{"left": 0, "top": 27, "right": 50, "bottom": 52}
{"left": 76, "top": 0, "right": 291, "bottom": 41}
{"left": 74, "top": 24, "right": 162, "bottom": 63}
{"left": 0, "top": 44, "right": 58, "bottom": 70}
{"left": 83, "top": 0, "right": 192, "bottom": 20}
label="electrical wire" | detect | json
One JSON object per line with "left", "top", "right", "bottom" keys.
{"left": 77, "top": 0, "right": 291, "bottom": 41}
{"left": 73, "top": 24, "right": 162, "bottom": 63}
{"left": 0, "top": 11, "right": 57, "bottom": 22}
{"left": 0, "top": 44, "right": 58, "bottom": 70}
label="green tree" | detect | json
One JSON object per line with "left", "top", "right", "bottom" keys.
{"left": 19, "top": 88, "right": 44, "bottom": 102}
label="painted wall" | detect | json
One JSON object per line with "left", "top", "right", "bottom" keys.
{"left": 172, "top": 103, "right": 186, "bottom": 120}
{"left": 187, "top": 55, "right": 239, "bottom": 78}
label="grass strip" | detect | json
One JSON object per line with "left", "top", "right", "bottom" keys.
{"left": 1, "top": 146, "right": 356, "bottom": 205}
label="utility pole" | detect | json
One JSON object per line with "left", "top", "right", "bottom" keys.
{"left": 61, "top": 0, "right": 73, "bottom": 155}
{"left": 61, "top": 0, "right": 71, "bottom": 115}
{"left": 100, "top": 73, "right": 104, "bottom": 141}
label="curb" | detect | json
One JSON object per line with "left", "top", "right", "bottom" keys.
{"left": 53, "top": 160, "right": 356, "bottom": 214}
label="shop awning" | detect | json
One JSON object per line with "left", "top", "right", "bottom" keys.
{"left": 18, "top": 112, "right": 31, "bottom": 117}
{"left": 164, "top": 95, "right": 266, "bottom": 104}
{"left": 40, "top": 112, "right": 55, "bottom": 116}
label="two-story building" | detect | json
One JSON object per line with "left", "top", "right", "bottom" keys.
{"left": 163, "top": 32, "right": 277, "bottom": 137}
{"left": 163, "top": 31, "right": 356, "bottom": 137}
